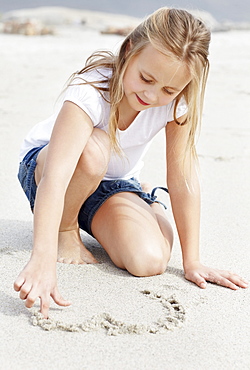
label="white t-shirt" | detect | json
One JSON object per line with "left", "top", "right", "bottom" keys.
{"left": 19, "top": 68, "right": 187, "bottom": 180}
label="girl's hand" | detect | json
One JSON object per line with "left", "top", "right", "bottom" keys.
{"left": 184, "top": 261, "right": 248, "bottom": 290}
{"left": 14, "top": 257, "right": 71, "bottom": 319}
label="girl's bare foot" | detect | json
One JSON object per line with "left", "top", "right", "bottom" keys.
{"left": 57, "top": 228, "right": 98, "bottom": 264}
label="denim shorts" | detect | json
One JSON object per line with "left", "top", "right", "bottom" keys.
{"left": 18, "top": 145, "right": 47, "bottom": 211}
{"left": 18, "top": 146, "right": 168, "bottom": 236}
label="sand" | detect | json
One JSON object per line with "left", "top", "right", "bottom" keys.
{"left": 31, "top": 291, "right": 185, "bottom": 335}
{"left": 0, "top": 8, "right": 250, "bottom": 370}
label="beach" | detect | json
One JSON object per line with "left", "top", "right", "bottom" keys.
{"left": 0, "top": 8, "right": 250, "bottom": 369}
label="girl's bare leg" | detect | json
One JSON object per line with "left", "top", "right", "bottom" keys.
{"left": 35, "top": 128, "right": 110, "bottom": 264}
{"left": 141, "top": 183, "right": 174, "bottom": 249}
{"left": 91, "top": 189, "right": 174, "bottom": 277}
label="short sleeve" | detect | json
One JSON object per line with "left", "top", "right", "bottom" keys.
{"left": 62, "top": 78, "right": 103, "bottom": 126}
{"left": 167, "top": 96, "right": 188, "bottom": 122}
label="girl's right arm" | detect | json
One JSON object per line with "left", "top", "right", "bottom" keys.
{"left": 14, "top": 101, "right": 94, "bottom": 318}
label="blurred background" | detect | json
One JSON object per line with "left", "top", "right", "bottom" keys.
{"left": 0, "top": 0, "right": 250, "bottom": 22}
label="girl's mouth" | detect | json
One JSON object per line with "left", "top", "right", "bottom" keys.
{"left": 136, "top": 94, "right": 150, "bottom": 106}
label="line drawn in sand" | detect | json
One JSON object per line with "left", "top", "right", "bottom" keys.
{"left": 31, "top": 290, "right": 186, "bottom": 335}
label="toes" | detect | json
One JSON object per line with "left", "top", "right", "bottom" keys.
{"left": 71, "top": 259, "right": 86, "bottom": 265}
{"left": 57, "top": 257, "right": 87, "bottom": 264}
{"left": 57, "top": 257, "right": 72, "bottom": 264}
{"left": 81, "top": 253, "right": 98, "bottom": 264}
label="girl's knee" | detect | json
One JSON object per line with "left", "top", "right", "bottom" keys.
{"left": 126, "top": 248, "right": 170, "bottom": 277}
{"left": 78, "top": 128, "right": 111, "bottom": 178}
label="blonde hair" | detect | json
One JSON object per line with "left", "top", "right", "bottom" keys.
{"left": 70, "top": 7, "right": 210, "bottom": 157}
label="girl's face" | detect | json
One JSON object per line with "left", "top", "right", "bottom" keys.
{"left": 121, "top": 43, "right": 191, "bottom": 114}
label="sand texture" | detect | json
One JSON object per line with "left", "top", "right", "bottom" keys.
{"left": 31, "top": 291, "right": 185, "bottom": 335}
{"left": 0, "top": 8, "right": 250, "bottom": 370}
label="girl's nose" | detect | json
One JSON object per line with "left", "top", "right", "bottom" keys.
{"left": 144, "top": 87, "right": 158, "bottom": 104}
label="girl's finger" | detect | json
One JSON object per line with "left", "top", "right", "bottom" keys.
{"left": 218, "top": 278, "right": 239, "bottom": 290}
{"left": 199, "top": 280, "right": 207, "bottom": 289}
{"left": 13, "top": 275, "right": 25, "bottom": 292}
{"left": 185, "top": 272, "right": 207, "bottom": 289}
{"left": 19, "top": 282, "right": 33, "bottom": 300}
{"left": 208, "top": 275, "right": 239, "bottom": 290}
{"left": 51, "top": 288, "right": 71, "bottom": 307}
{"left": 25, "top": 292, "right": 37, "bottom": 308}
{"left": 227, "top": 274, "right": 248, "bottom": 288}
{"left": 40, "top": 295, "right": 51, "bottom": 319}
{"left": 214, "top": 271, "right": 248, "bottom": 289}
{"left": 192, "top": 273, "right": 207, "bottom": 288}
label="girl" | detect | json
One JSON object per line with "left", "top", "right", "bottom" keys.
{"left": 14, "top": 8, "right": 248, "bottom": 319}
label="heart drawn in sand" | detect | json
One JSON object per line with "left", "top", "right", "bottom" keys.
{"left": 31, "top": 289, "right": 185, "bottom": 336}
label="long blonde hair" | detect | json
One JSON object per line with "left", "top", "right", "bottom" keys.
{"left": 70, "top": 7, "right": 210, "bottom": 157}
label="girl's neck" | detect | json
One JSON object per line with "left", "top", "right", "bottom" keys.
{"left": 118, "top": 97, "right": 139, "bottom": 131}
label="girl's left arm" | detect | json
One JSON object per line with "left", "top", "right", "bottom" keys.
{"left": 166, "top": 118, "right": 248, "bottom": 290}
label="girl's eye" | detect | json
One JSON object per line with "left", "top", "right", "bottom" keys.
{"left": 140, "top": 73, "right": 152, "bottom": 83}
{"left": 163, "top": 88, "right": 174, "bottom": 96}
{"left": 140, "top": 73, "right": 175, "bottom": 95}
